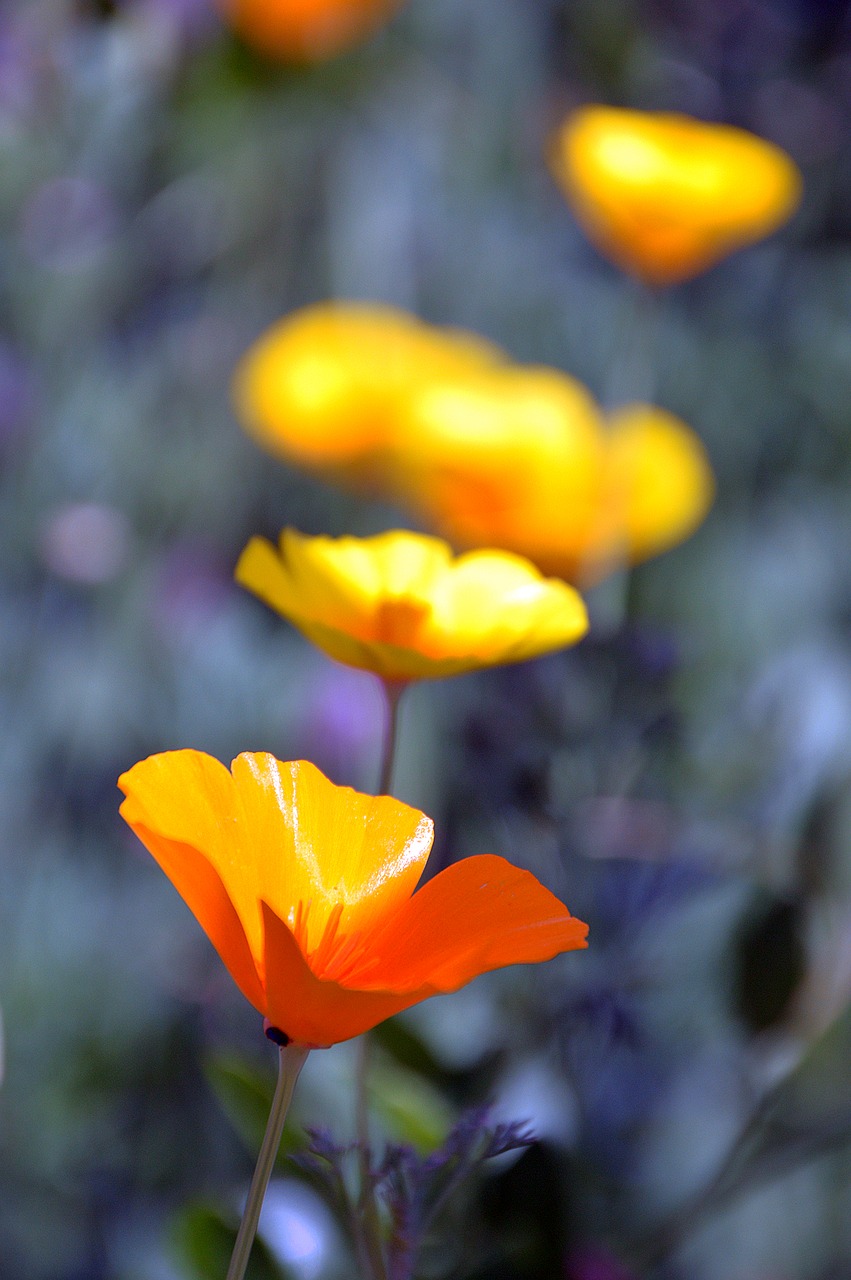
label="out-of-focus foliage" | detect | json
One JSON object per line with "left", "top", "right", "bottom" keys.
{"left": 2, "top": 1, "right": 851, "bottom": 1279}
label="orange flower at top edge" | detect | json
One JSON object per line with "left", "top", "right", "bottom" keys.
{"left": 221, "top": 0, "right": 406, "bottom": 63}
{"left": 235, "top": 527, "right": 589, "bottom": 682}
{"left": 232, "top": 304, "right": 503, "bottom": 484}
{"left": 118, "top": 753, "right": 588, "bottom": 1048}
{"left": 550, "top": 106, "right": 802, "bottom": 285}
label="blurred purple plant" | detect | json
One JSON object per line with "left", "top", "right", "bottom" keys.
{"left": 295, "top": 1107, "right": 535, "bottom": 1280}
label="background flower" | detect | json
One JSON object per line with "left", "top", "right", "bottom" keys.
{"left": 233, "top": 303, "right": 503, "bottom": 484}
{"left": 550, "top": 106, "right": 803, "bottom": 285}
{"left": 390, "top": 366, "right": 713, "bottom": 584}
{"left": 220, "top": 0, "right": 407, "bottom": 63}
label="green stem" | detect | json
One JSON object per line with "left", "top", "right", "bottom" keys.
{"left": 377, "top": 681, "right": 405, "bottom": 796}
{"left": 225, "top": 1043, "right": 309, "bottom": 1280}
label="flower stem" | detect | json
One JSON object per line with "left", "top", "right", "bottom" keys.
{"left": 225, "top": 1042, "right": 309, "bottom": 1280}
{"left": 377, "top": 681, "right": 405, "bottom": 796}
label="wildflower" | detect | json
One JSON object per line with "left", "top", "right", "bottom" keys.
{"left": 232, "top": 303, "right": 502, "bottom": 483}
{"left": 235, "top": 527, "right": 588, "bottom": 681}
{"left": 390, "top": 365, "right": 713, "bottom": 584}
{"left": 550, "top": 106, "right": 802, "bottom": 285}
{"left": 118, "top": 753, "right": 588, "bottom": 1048}
{"left": 221, "top": 0, "right": 406, "bottom": 63}
{"left": 606, "top": 402, "right": 715, "bottom": 566}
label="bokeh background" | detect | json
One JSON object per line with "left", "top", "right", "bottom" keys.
{"left": 3, "top": 1, "right": 851, "bottom": 1277}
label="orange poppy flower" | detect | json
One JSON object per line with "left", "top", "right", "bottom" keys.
{"left": 118, "top": 753, "right": 588, "bottom": 1048}
{"left": 390, "top": 367, "right": 714, "bottom": 584}
{"left": 235, "top": 527, "right": 589, "bottom": 681}
{"left": 233, "top": 303, "right": 502, "bottom": 483}
{"left": 550, "top": 106, "right": 802, "bottom": 285}
{"left": 220, "top": 0, "right": 405, "bottom": 63}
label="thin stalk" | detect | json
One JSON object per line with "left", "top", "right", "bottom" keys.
{"left": 350, "top": 1035, "right": 387, "bottom": 1279}
{"left": 225, "top": 1043, "right": 309, "bottom": 1280}
{"left": 348, "top": 678, "right": 408, "bottom": 1280}
{"left": 589, "top": 281, "right": 662, "bottom": 635}
{"left": 377, "top": 681, "right": 405, "bottom": 796}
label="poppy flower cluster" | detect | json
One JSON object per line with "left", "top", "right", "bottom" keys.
{"left": 233, "top": 302, "right": 503, "bottom": 484}
{"left": 550, "top": 106, "right": 802, "bottom": 286}
{"left": 234, "top": 303, "right": 714, "bottom": 585}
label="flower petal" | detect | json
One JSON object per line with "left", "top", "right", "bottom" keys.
{"left": 119, "top": 752, "right": 434, "bottom": 970}
{"left": 350, "top": 854, "right": 588, "bottom": 994}
{"left": 551, "top": 107, "right": 802, "bottom": 284}
{"left": 261, "top": 903, "right": 418, "bottom": 1047}
{"left": 229, "top": 754, "right": 434, "bottom": 950}
{"left": 607, "top": 404, "right": 714, "bottom": 564}
{"left": 427, "top": 550, "right": 588, "bottom": 663}
{"left": 118, "top": 755, "right": 265, "bottom": 1011}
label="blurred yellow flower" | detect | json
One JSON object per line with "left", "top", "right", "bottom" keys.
{"left": 233, "top": 303, "right": 502, "bottom": 482}
{"left": 391, "top": 366, "right": 714, "bottom": 584}
{"left": 221, "top": 0, "right": 406, "bottom": 63}
{"left": 606, "top": 403, "right": 714, "bottom": 565}
{"left": 550, "top": 106, "right": 802, "bottom": 285}
{"left": 235, "top": 527, "right": 588, "bottom": 682}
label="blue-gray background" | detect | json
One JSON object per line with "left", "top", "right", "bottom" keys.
{"left": 2, "top": 1, "right": 851, "bottom": 1278}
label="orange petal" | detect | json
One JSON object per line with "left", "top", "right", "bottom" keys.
{"left": 352, "top": 854, "right": 588, "bottom": 993}
{"left": 116, "top": 806, "right": 266, "bottom": 1014}
{"left": 261, "top": 902, "right": 422, "bottom": 1047}
{"left": 222, "top": 0, "right": 406, "bottom": 65}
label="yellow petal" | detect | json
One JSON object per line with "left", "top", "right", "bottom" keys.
{"left": 423, "top": 549, "right": 588, "bottom": 662}
{"left": 607, "top": 404, "right": 715, "bottom": 564}
{"left": 232, "top": 304, "right": 502, "bottom": 477}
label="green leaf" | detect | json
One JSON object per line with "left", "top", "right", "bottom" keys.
{"left": 370, "top": 1054, "right": 454, "bottom": 1152}
{"left": 171, "top": 1200, "right": 290, "bottom": 1280}
{"left": 204, "top": 1053, "right": 300, "bottom": 1161}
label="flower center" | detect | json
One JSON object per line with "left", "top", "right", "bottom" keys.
{"left": 372, "top": 596, "right": 431, "bottom": 648}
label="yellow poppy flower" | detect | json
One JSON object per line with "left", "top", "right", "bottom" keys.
{"left": 118, "top": 753, "right": 588, "bottom": 1048}
{"left": 220, "top": 0, "right": 405, "bottom": 63}
{"left": 550, "top": 106, "right": 802, "bottom": 285}
{"left": 232, "top": 303, "right": 503, "bottom": 482}
{"left": 234, "top": 528, "right": 588, "bottom": 682}
{"left": 390, "top": 366, "right": 714, "bottom": 584}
